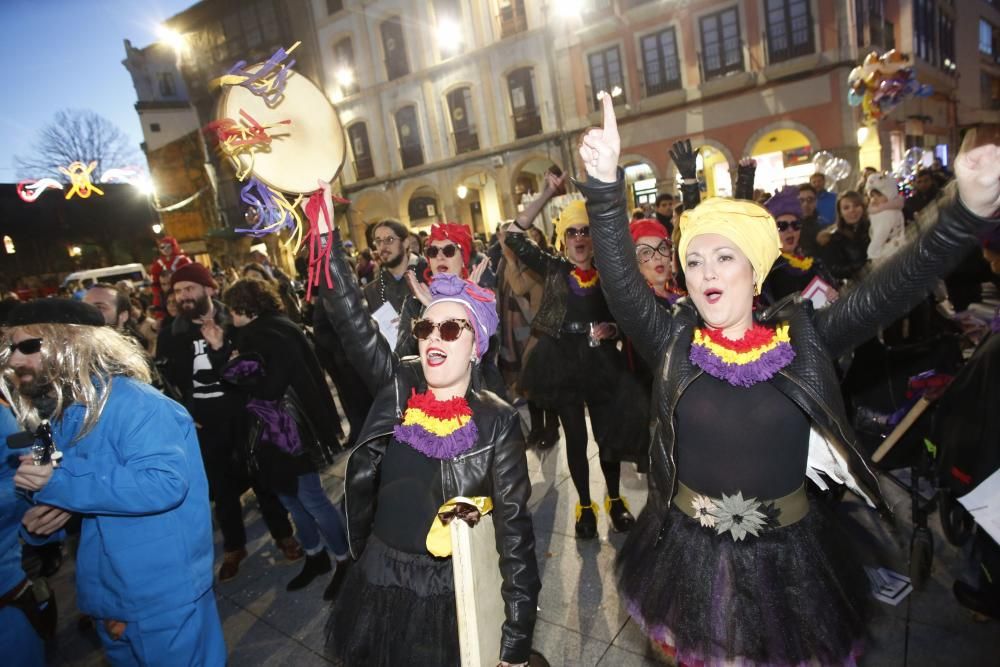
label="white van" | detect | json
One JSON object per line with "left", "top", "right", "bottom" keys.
{"left": 60, "top": 263, "right": 149, "bottom": 289}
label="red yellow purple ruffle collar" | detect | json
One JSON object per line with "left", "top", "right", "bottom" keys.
{"left": 780, "top": 251, "right": 814, "bottom": 274}
{"left": 689, "top": 322, "right": 795, "bottom": 387}
{"left": 567, "top": 267, "right": 600, "bottom": 296}
{"left": 393, "top": 389, "right": 478, "bottom": 459}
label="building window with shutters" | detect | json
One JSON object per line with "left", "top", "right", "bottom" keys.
{"left": 381, "top": 16, "right": 410, "bottom": 81}
{"left": 764, "top": 0, "right": 814, "bottom": 64}
{"left": 640, "top": 27, "right": 681, "bottom": 96}
{"left": 348, "top": 122, "right": 374, "bottom": 180}
{"left": 157, "top": 72, "right": 176, "bottom": 97}
{"left": 588, "top": 45, "right": 626, "bottom": 111}
{"left": 395, "top": 106, "right": 423, "bottom": 169}
{"left": 507, "top": 67, "right": 542, "bottom": 139}
{"left": 700, "top": 7, "right": 744, "bottom": 80}
{"left": 447, "top": 87, "right": 479, "bottom": 155}
{"left": 498, "top": 0, "right": 527, "bottom": 38}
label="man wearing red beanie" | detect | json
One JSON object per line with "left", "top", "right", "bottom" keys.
{"left": 158, "top": 263, "right": 301, "bottom": 582}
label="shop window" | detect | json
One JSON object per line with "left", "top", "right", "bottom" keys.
{"left": 409, "top": 193, "right": 438, "bottom": 222}
{"left": 333, "top": 37, "right": 359, "bottom": 95}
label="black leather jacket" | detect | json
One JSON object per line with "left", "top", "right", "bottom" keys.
{"left": 318, "top": 235, "right": 540, "bottom": 663}
{"left": 580, "top": 173, "right": 996, "bottom": 519}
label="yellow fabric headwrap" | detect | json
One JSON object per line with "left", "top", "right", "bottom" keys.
{"left": 554, "top": 200, "right": 589, "bottom": 245}
{"left": 678, "top": 197, "right": 781, "bottom": 295}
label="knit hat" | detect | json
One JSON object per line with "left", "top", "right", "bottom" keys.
{"left": 425, "top": 273, "right": 498, "bottom": 359}
{"left": 764, "top": 186, "right": 802, "bottom": 220}
{"left": 7, "top": 298, "right": 104, "bottom": 327}
{"left": 678, "top": 197, "right": 781, "bottom": 295}
{"left": 428, "top": 222, "right": 474, "bottom": 267}
{"left": 629, "top": 218, "right": 670, "bottom": 244}
{"left": 170, "top": 262, "right": 218, "bottom": 291}
{"left": 866, "top": 173, "right": 901, "bottom": 203}
{"left": 554, "top": 200, "right": 589, "bottom": 243}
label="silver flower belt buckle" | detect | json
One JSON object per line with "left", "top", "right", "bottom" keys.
{"left": 691, "top": 491, "right": 776, "bottom": 542}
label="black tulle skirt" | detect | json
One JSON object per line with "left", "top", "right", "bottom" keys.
{"left": 617, "top": 499, "right": 869, "bottom": 666}
{"left": 327, "top": 536, "right": 458, "bottom": 666}
{"left": 519, "top": 332, "right": 623, "bottom": 409}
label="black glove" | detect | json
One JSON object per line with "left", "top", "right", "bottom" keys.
{"left": 669, "top": 139, "right": 698, "bottom": 181}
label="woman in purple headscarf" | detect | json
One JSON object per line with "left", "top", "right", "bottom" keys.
{"left": 319, "top": 234, "right": 540, "bottom": 667}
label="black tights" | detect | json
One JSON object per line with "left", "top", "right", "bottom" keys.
{"left": 556, "top": 401, "right": 620, "bottom": 506}
{"left": 528, "top": 401, "right": 559, "bottom": 434}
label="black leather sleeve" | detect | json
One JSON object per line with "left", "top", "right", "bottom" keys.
{"left": 504, "top": 231, "right": 567, "bottom": 277}
{"left": 816, "top": 196, "right": 998, "bottom": 358}
{"left": 317, "top": 233, "right": 398, "bottom": 396}
{"left": 491, "top": 408, "right": 540, "bottom": 663}
{"left": 577, "top": 172, "right": 674, "bottom": 368}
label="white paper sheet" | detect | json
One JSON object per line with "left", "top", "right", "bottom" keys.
{"left": 958, "top": 466, "right": 1000, "bottom": 546}
{"left": 371, "top": 301, "right": 400, "bottom": 350}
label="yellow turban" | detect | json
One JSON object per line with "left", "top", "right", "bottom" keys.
{"left": 554, "top": 199, "right": 589, "bottom": 244}
{"left": 678, "top": 197, "right": 781, "bottom": 295}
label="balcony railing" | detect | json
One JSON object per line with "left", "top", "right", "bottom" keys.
{"left": 354, "top": 155, "right": 374, "bottom": 181}
{"left": 512, "top": 110, "right": 542, "bottom": 139}
{"left": 454, "top": 130, "right": 479, "bottom": 155}
{"left": 400, "top": 145, "right": 424, "bottom": 170}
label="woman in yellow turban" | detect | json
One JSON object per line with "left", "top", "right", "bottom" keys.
{"left": 576, "top": 94, "right": 1000, "bottom": 665}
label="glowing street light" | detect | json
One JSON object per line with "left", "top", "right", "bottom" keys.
{"left": 135, "top": 176, "right": 156, "bottom": 197}
{"left": 152, "top": 223, "right": 163, "bottom": 235}
{"left": 68, "top": 246, "right": 83, "bottom": 258}
{"left": 456, "top": 185, "right": 469, "bottom": 199}
{"left": 856, "top": 127, "right": 870, "bottom": 146}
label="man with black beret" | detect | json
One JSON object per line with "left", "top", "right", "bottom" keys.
{"left": 157, "top": 263, "right": 300, "bottom": 582}
{"left": 2, "top": 298, "right": 225, "bottom": 665}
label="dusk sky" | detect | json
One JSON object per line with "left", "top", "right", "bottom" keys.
{"left": 0, "top": 0, "right": 195, "bottom": 181}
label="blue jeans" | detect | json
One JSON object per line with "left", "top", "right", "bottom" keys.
{"left": 278, "top": 473, "right": 348, "bottom": 557}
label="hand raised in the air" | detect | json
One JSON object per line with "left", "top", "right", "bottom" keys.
{"left": 578, "top": 92, "right": 620, "bottom": 184}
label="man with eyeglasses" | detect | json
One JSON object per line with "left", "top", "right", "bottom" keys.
{"left": 158, "top": 262, "right": 300, "bottom": 583}
{"left": 3, "top": 298, "right": 226, "bottom": 665}
{"left": 362, "top": 219, "right": 415, "bottom": 315}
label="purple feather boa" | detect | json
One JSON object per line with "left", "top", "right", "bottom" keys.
{"left": 689, "top": 340, "right": 796, "bottom": 388}
{"left": 393, "top": 419, "right": 479, "bottom": 460}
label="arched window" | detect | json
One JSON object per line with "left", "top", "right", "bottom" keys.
{"left": 395, "top": 106, "right": 424, "bottom": 169}
{"left": 333, "top": 37, "right": 359, "bottom": 95}
{"left": 380, "top": 16, "right": 410, "bottom": 80}
{"left": 507, "top": 67, "right": 541, "bottom": 138}
{"left": 347, "top": 122, "right": 374, "bottom": 180}
{"left": 446, "top": 87, "right": 478, "bottom": 154}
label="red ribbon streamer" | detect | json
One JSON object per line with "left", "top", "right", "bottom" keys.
{"left": 303, "top": 189, "right": 334, "bottom": 301}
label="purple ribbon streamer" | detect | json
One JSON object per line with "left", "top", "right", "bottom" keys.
{"left": 226, "top": 47, "right": 297, "bottom": 106}
{"left": 236, "top": 178, "right": 294, "bottom": 238}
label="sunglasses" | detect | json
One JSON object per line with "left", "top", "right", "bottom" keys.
{"left": 9, "top": 338, "right": 42, "bottom": 355}
{"left": 565, "top": 226, "right": 590, "bottom": 239}
{"left": 635, "top": 241, "right": 671, "bottom": 263}
{"left": 412, "top": 318, "right": 473, "bottom": 342}
{"left": 426, "top": 244, "right": 459, "bottom": 259}
{"left": 776, "top": 220, "right": 802, "bottom": 232}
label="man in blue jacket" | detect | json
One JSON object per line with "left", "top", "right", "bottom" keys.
{"left": 3, "top": 299, "right": 225, "bottom": 666}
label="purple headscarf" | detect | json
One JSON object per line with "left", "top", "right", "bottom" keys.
{"left": 426, "top": 273, "right": 498, "bottom": 359}
{"left": 765, "top": 186, "right": 802, "bottom": 220}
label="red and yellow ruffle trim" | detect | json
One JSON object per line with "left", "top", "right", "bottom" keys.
{"left": 567, "top": 267, "right": 600, "bottom": 296}
{"left": 393, "top": 389, "right": 478, "bottom": 459}
{"left": 781, "top": 251, "right": 814, "bottom": 273}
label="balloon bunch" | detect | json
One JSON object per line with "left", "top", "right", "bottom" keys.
{"left": 848, "top": 50, "right": 933, "bottom": 125}
{"left": 812, "top": 151, "right": 851, "bottom": 184}
{"left": 892, "top": 147, "right": 930, "bottom": 198}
